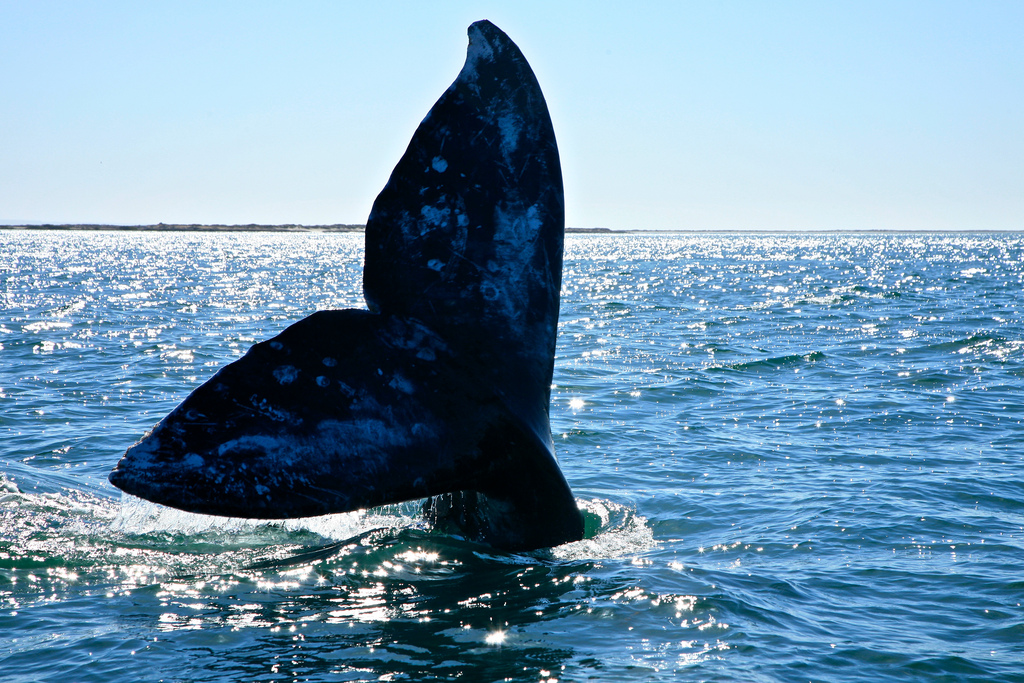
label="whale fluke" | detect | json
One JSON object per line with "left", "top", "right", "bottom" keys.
{"left": 108, "top": 20, "right": 584, "bottom": 551}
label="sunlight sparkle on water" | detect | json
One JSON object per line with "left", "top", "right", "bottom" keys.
{"left": 4, "top": 231, "right": 1024, "bottom": 681}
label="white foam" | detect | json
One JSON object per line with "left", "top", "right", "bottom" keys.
{"left": 110, "top": 493, "right": 415, "bottom": 541}
{"left": 552, "top": 499, "right": 656, "bottom": 561}
{"left": 108, "top": 493, "right": 649, "bottom": 560}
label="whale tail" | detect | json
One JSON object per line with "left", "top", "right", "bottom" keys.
{"left": 108, "top": 20, "right": 584, "bottom": 551}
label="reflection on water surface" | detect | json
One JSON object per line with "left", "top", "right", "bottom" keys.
{"left": 2, "top": 231, "right": 1023, "bottom": 681}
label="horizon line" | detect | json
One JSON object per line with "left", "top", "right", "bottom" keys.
{"left": 2, "top": 223, "right": 1022, "bottom": 235}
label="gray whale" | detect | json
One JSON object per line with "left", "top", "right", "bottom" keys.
{"left": 108, "top": 20, "right": 584, "bottom": 551}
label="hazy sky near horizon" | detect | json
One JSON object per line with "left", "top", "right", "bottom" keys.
{"left": 2, "top": 1, "right": 1022, "bottom": 230}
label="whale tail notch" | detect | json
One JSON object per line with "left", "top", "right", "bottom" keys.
{"left": 107, "top": 20, "right": 584, "bottom": 552}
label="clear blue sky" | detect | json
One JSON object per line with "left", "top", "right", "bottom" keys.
{"left": 2, "top": 1, "right": 1022, "bottom": 230}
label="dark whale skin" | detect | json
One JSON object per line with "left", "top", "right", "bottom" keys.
{"left": 109, "top": 21, "right": 583, "bottom": 552}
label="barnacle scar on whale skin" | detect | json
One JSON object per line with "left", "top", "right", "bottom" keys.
{"left": 108, "top": 20, "right": 584, "bottom": 552}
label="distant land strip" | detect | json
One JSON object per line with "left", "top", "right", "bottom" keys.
{"left": 4, "top": 223, "right": 616, "bottom": 234}
{"left": 6, "top": 224, "right": 1007, "bottom": 234}
{"left": 8, "top": 223, "right": 365, "bottom": 232}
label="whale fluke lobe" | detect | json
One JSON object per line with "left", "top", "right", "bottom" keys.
{"left": 108, "top": 20, "right": 584, "bottom": 551}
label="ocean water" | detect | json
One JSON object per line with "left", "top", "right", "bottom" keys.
{"left": 1, "top": 229, "right": 1022, "bottom": 682}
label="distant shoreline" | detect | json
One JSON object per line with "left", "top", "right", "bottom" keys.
{"left": 1, "top": 224, "right": 1019, "bottom": 234}
{"left": 3, "top": 223, "right": 366, "bottom": 233}
{"left": 1, "top": 223, "right": 615, "bottom": 234}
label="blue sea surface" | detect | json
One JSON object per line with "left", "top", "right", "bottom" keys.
{"left": 1, "top": 230, "right": 1022, "bottom": 682}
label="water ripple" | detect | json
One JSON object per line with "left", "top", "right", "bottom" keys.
{"left": 2, "top": 230, "right": 1023, "bottom": 681}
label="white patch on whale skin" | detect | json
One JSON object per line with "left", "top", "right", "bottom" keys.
{"left": 121, "top": 433, "right": 161, "bottom": 472}
{"left": 207, "top": 416, "right": 437, "bottom": 500}
{"left": 382, "top": 318, "right": 449, "bottom": 357}
{"left": 480, "top": 283, "right": 502, "bottom": 301}
{"left": 387, "top": 373, "right": 415, "bottom": 395}
{"left": 479, "top": 202, "right": 544, "bottom": 326}
{"left": 461, "top": 23, "right": 495, "bottom": 93}
{"left": 431, "top": 156, "right": 448, "bottom": 172}
{"left": 273, "top": 365, "right": 299, "bottom": 385}
{"left": 420, "top": 204, "right": 451, "bottom": 232}
{"left": 249, "top": 395, "right": 299, "bottom": 425}
{"left": 218, "top": 434, "right": 281, "bottom": 459}
{"left": 497, "top": 113, "right": 522, "bottom": 156}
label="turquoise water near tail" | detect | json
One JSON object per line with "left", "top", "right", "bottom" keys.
{"left": 1, "top": 230, "right": 1022, "bottom": 682}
